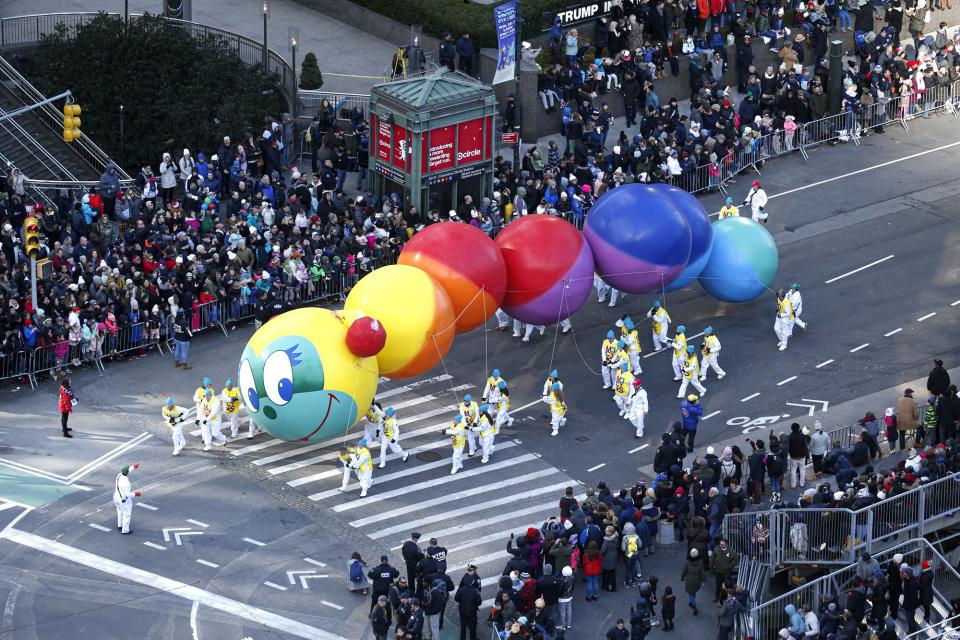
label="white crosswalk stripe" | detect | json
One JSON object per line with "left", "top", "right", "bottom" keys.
{"left": 210, "top": 373, "right": 582, "bottom": 610}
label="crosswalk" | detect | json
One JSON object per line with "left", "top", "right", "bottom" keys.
{"left": 172, "top": 374, "right": 583, "bottom": 608}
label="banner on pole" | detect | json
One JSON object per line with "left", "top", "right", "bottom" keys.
{"left": 493, "top": 0, "right": 517, "bottom": 86}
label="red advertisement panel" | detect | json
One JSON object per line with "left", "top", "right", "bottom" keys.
{"left": 456, "top": 118, "right": 485, "bottom": 166}
{"left": 422, "top": 125, "right": 456, "bottom": 173}
{"left": 392, "top": 123, "right": 407, "bottom": 169}
{"left": 375, "top": 115, "right": 392, "bottom": 163}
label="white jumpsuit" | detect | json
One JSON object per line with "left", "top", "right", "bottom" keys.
{"left": 459, "top": 401, "right": 480, "bottom": 455}
{"left": 221, "top": 387, "right": 242, "bottom": 437}
{"left": 629, "top": 387, "right": 649, "bottom": 437}
{"left": 446, "top": 424, "right": 466, "bottom": 474}
{"left": 775, "top": 298, "right": 795, "bottom": 350}
{"left": 677, "top": 355, "right": 707, "bottom": 398}
{"left": 378, "top": 417, "right": 407, "bottom": 468}
{"left": 745, "top": 186, "right": 768, "bottom": 222}
{"left": 600, "top": 339, "right": 620, "bottom": 388}
{"left": 671, "top": 333, "right": 687, "bottom": 380}
{"left": 352, "top": 446, "right": 374, "bottom": 496}
{"left": 700, "top": 335, "right": 726, "bottom": 380}
{"left": 595, "top": 275, "right": 625, "bottom": 306}
{"left": 162, "top": 405, "right": 187, "bottom": 455}
{"left": 477, "top": 414, "right": 496, "bottom": 463}
{"left": 494, "top": 308, "right": 510, "bottom": 329}
{"left": 647, "top": 307, "right": 672, "bottom": 351}
{"left": 494, "top": 394, "right": 514, "bottom": 434}
{"left": 788, "top": 290, "right": 806, "bottom": 329}
{"left": 542, "top": 392, "right": 567, "bottom": 436}
{"left": 113, "top": 470, "right": 135, "bottom": 533}
{"left": 339, "top": 451, "right": 356, "bottom": 490}
{"left": 614, "top": 370, "right": 635, "bottom": 416}
{"left": 363, "top": 406, "right": 384, "bottom": 445}
{"left": 199, "top": 395, "right": 227, "bottom": 449}
{"left": 620, "top": 327, "right": 642, "bottom": 374}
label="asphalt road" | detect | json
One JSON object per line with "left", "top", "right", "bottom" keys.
{"left": 1, "top": 115, "right": 959, "bottom": 640}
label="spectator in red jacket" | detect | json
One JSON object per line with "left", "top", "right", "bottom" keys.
{"left": 582, "top": 541, "right": 603, "bottom": 601}
{"left": 58, "top": 377, "right": 75, "bottom": 437}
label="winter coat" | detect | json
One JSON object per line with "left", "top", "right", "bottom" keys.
{"left": 600, "top": 534, "right": 619, "bottom": 570}
{"left": 58, "top": 385, "right": 74, "bottom": 413}
{"left": 680, "top": 557, "right": 705, "bottom": 594}
{"left": 582, "top": 552, "right": 602, "bottom": 577}
{"left": 711, "top": 544, "right": 739, "bottom": 575}
{"left": 927, "top": 365, "right": 950, "bottom": 397}
{"left": 785, "top": 604, "right": 805, "bottom": 635}
{"left": 897, "top": 396, "right": 920, "bottom": 431}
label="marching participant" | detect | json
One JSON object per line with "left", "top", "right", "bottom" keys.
{"left": 199, "top": 388, "right": 227, "bottom": 450}
{"left": 788, "top": 283, "right": 807, "bottom": 330}
{"left": 113, "top": 463, "right": 141, "bottom": 534}
{"left": 543, "top": 369, "right": 564, "bottom": 396}
{"left": 628, "top": 378, "right": 649, "bottom": 439}
{"left": 445, "top": 415, "right": 467, "bottom": 475}
{"left": 595, "top": 275, "right": 625, "bottom": 306}
{"left": 338, "top": 446, "right": 355, "bottom": 491}
{"left": 193, "top": 376, "right": 214, "bottom": 425}
{"left": 482, "top": 369, "right": 505, "bottom": 403}
{"left": 162, "top": 397, "right": 187, "bottom": 456}
{"left": 617, "top": 316, "right": 642, "bottom": 374}
{"left": 601, "top": 330, "right": 620, "bottom": 389}
{"left": 647, "top": 301, "right": 672, "bottom": 351}
{"left": 363, "top": 402, "right": 384, "bottom": 445}
{"left": 743, "top": 180, "right": 768, "bottom": 223}
{"left": 542, "top": 382, "right": 567, "bottom": 436}
{"left": 378, "top": 407, "right": 409, "bottom": 468}
{"left": 718, "top": 197, "right": 739, "bottom": 218}
{"left": 677, "top": 345, "right": 707, "bottom": 399}
{"left": 477, "top": 405, "right": 496, "bottom": 463}
{"left": 221, "top": 378, "right": 242, "bottom": 438}
{"left": 775, "top": 288, "right": 795, "bottom": 351}
{"left": 614, "top": 363, "right": 635, "bottom": 417}
{"left": 699, "top": 327, "right": 726, "bottom": 381}
{"left": 459, "top": 393, "right": 480, "bottom": 457}
{"left": 352, "top": 439, "right": 374, "bottom": 497}
{"left": 494, "top": 308, "right": 511, "bottom": 331}
{"left": 670, "top": 325, "right": 687, "bottom": 381}
{"left": 494, "top": 381, "right": 514, "bottom": 434}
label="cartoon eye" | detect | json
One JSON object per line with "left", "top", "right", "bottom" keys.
{"left": 239, "top": 359, "right": 259, "bottom": 412}
{"left": 263, "top": 350, "right": 294, "bottom": 406}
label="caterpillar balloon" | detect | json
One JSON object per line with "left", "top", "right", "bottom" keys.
{"left": 239, "top": 190, "right": 779, "bottom": 443}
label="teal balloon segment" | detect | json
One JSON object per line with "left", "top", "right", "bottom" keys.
{"left": 698, "top": 217, "right": 778, "bottom": 302}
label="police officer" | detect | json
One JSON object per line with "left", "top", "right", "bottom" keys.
{"left": 426, "top": 537, "right": 448, "bottom": 573}
{"left": 455, "top": 577, "right": 482, "bottom": 640}
{"left": 402, "top": 532, "right": 424, "bottom": 588}
{"left": 368, "top": 554, "right": 400, "bottom": 611}
{"left": 439, "top": 32, "right": 457, "bottom": 71}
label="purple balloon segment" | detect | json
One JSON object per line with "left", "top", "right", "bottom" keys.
{"left": 504, "top": 238, "right": 595, "bottom": 325}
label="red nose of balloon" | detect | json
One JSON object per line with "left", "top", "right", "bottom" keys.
{"left": 346, "top": 316, "right": 387, "bottom": 357}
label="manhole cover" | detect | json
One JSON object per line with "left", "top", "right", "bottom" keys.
{"left": 417, "top": 450, "right": 442, "bottom": 462}
{"left": 575, "top": 436, "right": 590, "bottom": 443}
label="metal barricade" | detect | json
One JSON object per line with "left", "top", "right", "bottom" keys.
{"left": 0, "top": 348, "right": 35, "bottom": 389}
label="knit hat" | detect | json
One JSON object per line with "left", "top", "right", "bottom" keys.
{"left": 893, "top": 553, "right": 904, "bottom": 564}
{"left": 562, "top": 566, "right": 573, "bottom": 576}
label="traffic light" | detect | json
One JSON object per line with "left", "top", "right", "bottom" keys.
{"left": 62, "top": 103, "right": 81, "bottom": 142}
{"left": 23, "top": 216, "right": 40, "bottom": 260}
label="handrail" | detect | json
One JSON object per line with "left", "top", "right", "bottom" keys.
{"left": 904, "top": 613, "right": 960, "bottom": 640}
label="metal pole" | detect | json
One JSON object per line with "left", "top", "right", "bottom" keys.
{"left": 827, "top": 39, "right": 843, "bottom": 115}
{"left": 512, "top": 0, "right": 522, "bottom": 175}
{"left": 262, "top": 13, "right": 268, "bottom": 70}
{"left": 124, "top": 0, "right": 129, "bottom": 28}
{"left": 119, "top": 104, "right": 125, "bottom": 168}
{"left": 0, "top": 90, "right": 72, "bottom": 124}
{"left": 291, "top": 44, "right": 297, "bottom": 118}
{"left": 30, "top": 256, "right": 37, "bottom": 313}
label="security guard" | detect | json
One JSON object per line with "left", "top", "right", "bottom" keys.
{"left": 670, "top": 325, "right": 688, "bottom": 381}
{"left": 353, "top": 438, "right": 374, "bottom": 497}
{"left": 647, "top": 301, "right": 672, "bottom": 351}
{"left": 542, "top": 382, "right": 567, "bottom": 436}
{"left": 162, "top": 397, "right": 187, "bottom": 456}
{"left": 718, "top": 197, "right": 739, "bottom": 218}
{"left": 677, "top": 345, "right": 707, "bottom": 399}
{"left": 113, "top": 463, "right": 141, "bottom": 534}
{"left": 364, "top": 402, "right": 385, "bottom": 445}
{"left": 458, "top": 394, "right": 480, "bottom": 457}
{"left": 618, "top": 316, "right": 642, "bottom": 374}
{"left": 775, "top": 289, "right": 795, "bottom": 351}
{"left": 700, "top": 326, "right": 726, "bottom": 381}
{"left": 601, "top": 330, "right": 619, "bottom": 389}
{"left": 477, "top": 405, "right": 496, "bottom": 463}
{"left": 199, "top": 388, "right": 227, "bottom": 450}
{"left": 482, "top": 369, "right": 505, "bottom": 403}
{"left": 445, "top": 415, "right": 467, "bottom": 475}
{"left": 378, "top": 407, "right": 409, "bottom": 468}
{"left": 221, "top": 378, "right": 242, "bottom": 438}
{"left": 614, "top": 363, "right": 635, "bottom": 417}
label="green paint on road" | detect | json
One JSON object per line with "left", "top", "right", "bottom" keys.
{"left": 0, "top": 464, "right": 79, "bottom": 507}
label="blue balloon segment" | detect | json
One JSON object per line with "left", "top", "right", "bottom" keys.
{"left": 583, "top": 184, "right": 692, "bottom": 294}
{"left": 698, "top": 217, "right": 779, "bottom": 302}
{"left": 653, "top": 185, "right": 714, "bottom": 292}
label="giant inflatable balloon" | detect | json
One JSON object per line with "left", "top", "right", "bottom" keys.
{"left": 655, "top": 185, "right": 714, "bottom": 292}
{"left": 583, "top": 184, "right": 692, "bottom": 293}
{"left": 238, "top": 308, "right": 383, "bottom": 443}
{"left": 495, "top": 215, "right": 595, "bottom": 325}
{"left": 398, "top": 222, "right": 507, "bottom": 334}
{"left": 698, "top": 217, "right": 779, "bottom": 302}
{"left": 344, "top": 264, "right": 456, "bottom": 378}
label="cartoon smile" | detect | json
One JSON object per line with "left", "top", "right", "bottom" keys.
{"left": 297, "top": 393, "right": 340, "bottom": 442}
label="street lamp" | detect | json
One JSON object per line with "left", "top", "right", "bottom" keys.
{"left": 261, "top": 0, "right": 270, "bottom": 70}
{"left": 289, "top": 27, "right": 299, "bottom": 117}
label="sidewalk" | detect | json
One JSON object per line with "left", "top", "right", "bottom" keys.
{"left": 0, "top": 0, "right": 397, "bottom": 94}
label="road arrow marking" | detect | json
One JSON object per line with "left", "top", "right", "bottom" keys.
{"left": 286, "top": 570, "right": 328, "bottom": 589}
{"left": 162, "top": 527, "right": 204, "bottom": 545}
{"left": 304, "top": 557, "right": 327, "bottom": 568}
{"left": 264, "top": 581, "right": 287, "bottom": 591}
{"left": 785, "top": 399, "right": 829, "bottom": 416}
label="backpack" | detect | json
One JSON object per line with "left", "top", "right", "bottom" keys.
{"left": 626, "top": 535, "right": 639, "bottom": 558}
{"left": 569, "top": 547, "right": 581, "bottom": 570}
{"left": 349, "top": 560, "right": 364, "bottom": 583}
{"left": 425, "top": 578, "right": 448, "bottom": 608}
